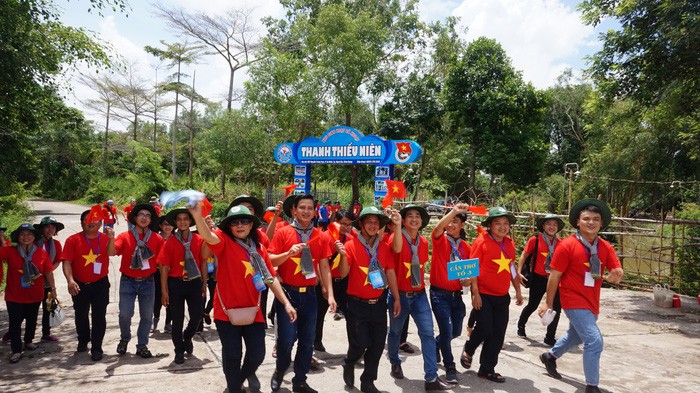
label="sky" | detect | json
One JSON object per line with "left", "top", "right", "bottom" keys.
{"left": 58, "top": 0, "right": 614, "bottom": 128}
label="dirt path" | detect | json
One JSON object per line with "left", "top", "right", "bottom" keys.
{"left": 0, "top": 199, "right": 697, "bottom": 392}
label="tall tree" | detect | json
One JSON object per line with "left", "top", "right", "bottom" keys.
{"left": 110, "top": 62, "right": 152, "bottom": 142}
{"left": 145, "top": 40, "right": 205, "bottom": 178}
{"left": 154, "top": 5, "right": 259, "bottom": 111}
{"left": 445, "top": 37, "right": 549, "bottom": 189}
{"left": 79, "top": 72, "right": 120, "bottom": 172}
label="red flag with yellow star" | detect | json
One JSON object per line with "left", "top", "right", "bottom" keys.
{"left": 385, "top": 179, "right": 407, "bottom": 198}
{"left": 86, "top": 204, "right": 103, "bottom": 224}
{"left": 382, "top": 193, "right": 394, "bottom": 208}
{"left": 282, "top": 183, "right": 297, "bottom": 197}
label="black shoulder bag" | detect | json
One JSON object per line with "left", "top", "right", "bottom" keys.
{"left": 521, "top": 234, "right": 538, "bottom": 288}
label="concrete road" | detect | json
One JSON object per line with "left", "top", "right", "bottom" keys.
{"left": 0, "top": 199, "right": 698, "bottom": 392}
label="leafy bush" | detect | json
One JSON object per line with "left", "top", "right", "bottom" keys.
{"left": 675, "top": 203, "right": 700, "bottom": 296}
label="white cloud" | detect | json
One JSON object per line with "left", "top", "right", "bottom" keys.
{"left": 451, "top": 0, "right": 595, "bottom": 88}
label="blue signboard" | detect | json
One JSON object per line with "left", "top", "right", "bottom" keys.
{"left": 274, "top": 126, "right": 422, "bottom": 165}
{"left": 293, "top": 165, "right": 311, "bottom": 194}
{"left": 447, "top": 258, "right": 480, "bottom": 280}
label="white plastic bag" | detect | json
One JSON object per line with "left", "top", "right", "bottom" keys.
{"left": 653, "top": 284, "right": 674, "bottom": 308}
{"left": 49, "top": 298, "right": 65, "bottom": 327}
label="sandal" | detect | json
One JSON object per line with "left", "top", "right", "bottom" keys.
{"left": 460, "top": 350, "right": 473, "bottom": 369}
{"left": 478, "top": 372, "right": 506, "bottom": 383}
{"left": 9, "top": 353, "right": 22, "bottom": 364}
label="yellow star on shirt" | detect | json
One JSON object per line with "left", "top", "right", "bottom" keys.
{"left": 540, "top": 252, "right": 549, "bottom": 259}
{"left": 242, "top": 260, "right": 255, "bottom": 277}
{"left": 331, "top": 254, "right": 341, "bottom": 271}
{"left": 359, "top": 266, "right": 371, "bottom": 286}
{"left": 403, "top": 261, "right": 424, "bottom": 278}
{"left": 492, "top": 252, "right": 511, "bottom": 274}
{"left": 291, "top": 256, "right": 302, "bottom": 275}
{"left": 83, "top": 249, "right": 99, "bottom": 266}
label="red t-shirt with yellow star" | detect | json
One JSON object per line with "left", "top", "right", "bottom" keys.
{"left": 344, "top": 235, "right": 394, "bottom": 299}
{"left": 258, "top": 228, "right": 270, "bottom": 249}
{"left": 157, "top": 232, "right": 205, "bottom": 278}
{"left": 114, "top": 230, "right": 163, "bottom": 278}
{"left": 207, "top": 229, "right": 276, "bottom": 323}
{"left": 430, "top": 233, "right": 471, "bottom": 291}
{"left": 0, "top": 246, "right": 52, "bottom": 303}
{"left": 268, "top": 225, "right": 332, "bottom": 287}
{"left": 524, "top": 234, "right": 562, "bottom": 276}
{"left": 471, "top": 234, "right": 516, "bottom": 296}
{"left": 550, "top": 234, "right": 621, "bottom": 314}
{"left": 389, "top": 232, "right": 429, "bottom": 292}
{"left": 61, "top": 232, "right": 110, "bottom": 283}
{"left": 330, "top": 232, "right": 354, "bottom": 278}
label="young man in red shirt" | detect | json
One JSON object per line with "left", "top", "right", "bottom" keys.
{"left": 429, "top": 203, "right": 472, "bottom": 384}
{"left": 268, "top": 194, "right": 340, "bottom": 393}
{"left": 462, "top": 207, "right": 523, "bottom": 383}
{"left": 539, "top": 199, "right": 623, "bottom": 393}
{"left": 34, "top": 216, "right": 64, "bottom": 343}
{"left": 61, "top": 210, "right": 115, "bottom": 361}
{"left": 122, "top": 198, "right": 136, "bottom": 222}
{"left": 338, "top": 206, "right": 401, "bottom": 393}
{"left": 159, "top": 208, "right": 206, "bottom": 364}
{"left": 516, "top": 213, "right": 565, "bottom": 345}
{"left": 109, "top": 203, "right": 164, "bottom": 358}
{"left": 387, "top": 204, "right": 450, "bottom": 391}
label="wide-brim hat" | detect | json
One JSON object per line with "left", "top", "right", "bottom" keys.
{"left": 164, "top": 208, "right": 195, "bottom": 227}
{"left": 227, "top": 194, "right": 264, "bottom": 218}
{"left": 536, "top": 214, "right": 565, "bottom": 233}
{"left": 569, "top": 198, "right": 612, "bottom": 229}
{"left": 158, "top": 215, "right": 172, "bottom": 226}
{"left": 481, "top": 206, "right": 516, "bottom": 227}
{"left": 399, "top": 204, "right": 430, "bottom": 230}
{"left": 353, "top": 206, "right": 390, "bottom": 230}
{"left": 218, "top": 205, "right": 261, "bottom": 231}
{"left": 34, "top": 216, "right": 65, "bottom": 234}
{"left": 10, "top": 223, "right": 40, "bottom": 243}
{"left": 282, "top": 194, "right": 297, "bottom": 219}
{"left": 128, "top": 203, "right": 160, "bottom": 232}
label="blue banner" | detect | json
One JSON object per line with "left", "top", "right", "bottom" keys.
{"left": 447, "top": 258, "right": 480, "bottom": 280}
{"left": 274, "top": 126, "right": 421, "bottom": 165}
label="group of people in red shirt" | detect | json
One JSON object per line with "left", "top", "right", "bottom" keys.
{"left": 0, "top": 195, "right": 622, "bottom": 393}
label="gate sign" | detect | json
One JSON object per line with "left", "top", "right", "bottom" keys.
{"left": 274, "top": 126, "right": 422, "bottom": 165}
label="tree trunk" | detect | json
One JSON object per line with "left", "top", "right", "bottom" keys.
{"left": 413, "top": 152, "right": 428, "bottom": 201}
{"left": 188, "top": 71, "right": 196, "bottom": 187}
{"left": 132, "top": 113, "right": 138, "bottom": 141}
{"left": 220, "top": 168, "right": 226, "bottom": 197}
{"left": 103, "top": 102, "right": 110, "bottom": 173}
{"left": 227, "top": 67, "right": 234, "bottom": 112}
{"left": 172, "top": 60, "right": 181, "bottom": 180}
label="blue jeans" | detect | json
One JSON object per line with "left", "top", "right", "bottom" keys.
{"left": 216, "top": 320, "right": 266, "bottom": 393}
{"left": 387, "top": 291, "right": 438, "bottom": 382}
{"left": 275, "top": 286, "right": 317, "bottom": 385}
{"left": 550, "top": 309, "right": 603, "bottom": 386}
{"left": 429, "top": 288, "right": 466, "bottom": 369}
{"left": 118, "top": 275, "right": 155, "bottom": 348}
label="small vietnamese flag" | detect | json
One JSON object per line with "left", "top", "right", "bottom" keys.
{"left": 282, "top": 183, "right": 297, "bottom": 197}
{"left": 385, "top": 179, "right": 407, "bottom": 198}
{"left": 382, "top": 193, "right": 394, "bottom": 208}
{"left": 86, "top": 204, "right": 103, "bottom": 224}
{"left": 327, "top": 222, "right": 340, "bottom": 240}
{"left": 200, "top": 196, "right": 213, "bottom": 217}
{"left": 468, "top": 205, "right": 487, "bottom": 215}
{"left": 263, "top": 210, "right": 282, "bottom": 225}
{"left": 476, "top": 226, "right": 487, "bottom": 237}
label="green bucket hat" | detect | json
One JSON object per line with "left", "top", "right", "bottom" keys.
{"left": 536, "top": 214, "right": 565, "bottom": 233}
{"left": 128, "top": 203, "right": 160, "bottom": 232}
{"left": 481, "top": 206, "right": 516, "bottom": 227}
{"left": 353, "top": 206, "right": 390, "bottom": 230}
{"left": 399, "top": 204, "right": 430, "bottom": 230}
{"left": 34, "top": 216, "right": 65, "bottom": 234}
{"left": 569, "top": 198, "right": 612, "bottom": 229}
{"left": 218, "top": 205, "right": 261, "bottom": 231}
{"left": 227, "top": 194, "right": 264, "bottom": 219}
{"left": 164, "top": 208, "right": 195, "bottom": 227}
{"left": 10, "top": 223, "right": 41, "bottom": 243}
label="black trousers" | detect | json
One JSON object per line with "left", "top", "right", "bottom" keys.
{"left": 463, "top": 293, "right": 510, "bottom": 375}
{"left": 6, "top": 301, "right": 41, "bottom": 353}
{"left": 41, "top": 287, "right": 52, "bottom": 337}
{"left": 168, "top": 277, "right": 203, "bottom": 354}
{"left": 344, "top": 296, "right": 388, "bottom": 383}
{"left": 73, "top": 276, "right": 110, "bottom": 354}
{"left": 518, "top": 273, "right": 562, "bottom": 339}
{"left": 216, "top": 320, "right": 266, "bottom": 393}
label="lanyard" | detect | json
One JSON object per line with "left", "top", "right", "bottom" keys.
{"left": 488, "top": 234, "right": 512, "bottom": 260}
{"left": 447, "top": 237, "right": 464, "bottom": 259}
{"left": 83, "top": 232, "right": 101, "bottom": 255}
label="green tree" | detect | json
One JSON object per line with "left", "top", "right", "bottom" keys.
{"left": 445, "top": 37, "right": 549, "bottom": 189}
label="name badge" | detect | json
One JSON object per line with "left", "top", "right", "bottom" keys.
{"left": 510, "top": 262, "right": 517, "bottom": 280}
{"left": 93, "top": 262, "right": 102, "bottom": 275}
{"left": 305, "top": 271, "right": 317, "bottom": 279}
{"left": 142, "top": 260, "right": 150, "bottom": 270}
{"left": 252, "top": 273, "right": 266, "bottom": 292}
{"left": 584, "top": 272, "right": 595, "bottom": 287}
{"left": 368, "top": 270, "right": 386, "bottom": 289}
{"left": 207, "top": 261, "right": 215, "bottom": 273}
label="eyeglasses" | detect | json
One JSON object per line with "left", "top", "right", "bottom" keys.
{"left": 137, "top": 213, "right": 152, "bottom": 219}
{"left": 229, "top": 218, "right": 253, "bottom": 226}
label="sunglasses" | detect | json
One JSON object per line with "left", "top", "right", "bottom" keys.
{"left": 229, "top": 218, "right": 253, "bottom": 226}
